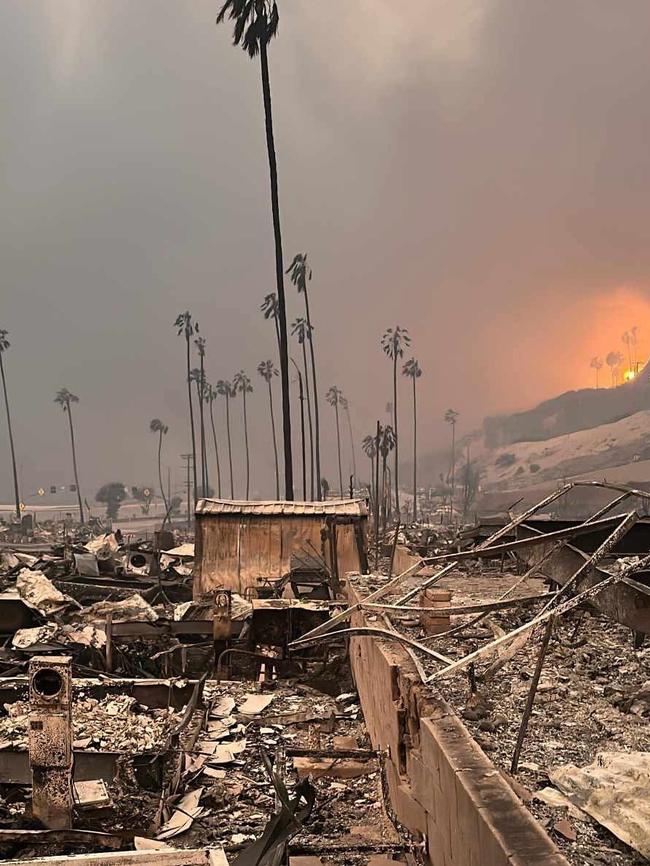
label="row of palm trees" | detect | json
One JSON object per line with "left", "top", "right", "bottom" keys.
{"left": 171, "top": 304, "right": 361, "bottom": 505}
{"left": 1, "top": 332, "right": 87, "bottom": 524}
{"left": 589, "top": 326, "right": 641, "bottom": 388}
{"left": 261, "top": 253, "right": 322, "bottom": 499}
{"left": 360, "top": 326, "right": 462, "bottom": 524}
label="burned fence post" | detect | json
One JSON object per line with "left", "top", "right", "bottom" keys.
{"left": 28, "top": 655, "right": 73, "bottom": 829}
{"left": 105, "top": 612, "right": 114, "bottom": 673}
{"left": 510, "top": 617, "right": 555, "bottom": 775}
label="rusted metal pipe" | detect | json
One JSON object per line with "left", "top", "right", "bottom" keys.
{"left": 510, "top": 616, "right": 555, "bottom": 774}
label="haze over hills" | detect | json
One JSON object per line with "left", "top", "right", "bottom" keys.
{"left": 410, "top": 360, "right": 650, "bottom": 509}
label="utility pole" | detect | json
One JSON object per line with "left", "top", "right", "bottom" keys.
{"left": 181, "top": 454, "right": 193, "bottom": 530}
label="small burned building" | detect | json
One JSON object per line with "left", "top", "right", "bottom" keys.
{"left": 193, "top": 498, "right": 368, "bottom": 597}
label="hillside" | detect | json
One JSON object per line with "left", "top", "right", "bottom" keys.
{"left": 479, "top": 408, "right": 650, "bottom": 491}
{"left": 483, "top": 360, "right": 650, "bottom": 448}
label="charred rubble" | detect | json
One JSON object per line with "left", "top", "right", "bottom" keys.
{"left": 0, "top": 484, "right": 648, "bottom": 866}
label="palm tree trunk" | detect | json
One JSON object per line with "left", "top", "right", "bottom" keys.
{"left": 344, "top": 402, "right": 357, "bottom": 488}
{"left": 369, "top": 454, "right": 375, "bottom": 512}
{"left": 259, "top": 41, "right": 293, "bottom": 500}
{"left": 412, "top": 377, "right": 417, "bottom": 523}
{"left": 0, "top": 354, "right": 21, "bottom": 521}
{"left": 268, "top": 381, "right": 280, "bottom": 499}
{"left": 393, "top": 355, "right": 400, "bottom": 516}
{"left": 450, "top": 423, "right": 456, "bottom": 519}
{"left": 198, "top": 357, "right": 208, "bottom": 496}
{"left": 381, "top": 451, "right": 387, "bottom": 534}
{"left": 209, "top": 400, "right": 222, "bottom": 498}
{"left": 301, "top": 341, "right": 314, "bottom": 499}
{"left": 157, "top": 430, "right": 169, "bottom": 517}
{"left": 225, "top": 395, "right": 234, "bottom": 499}
{"left": 302, "top": 290, "right": 321, "bottom": 499}
{"left": 292, "top": 361, "right": 307, "bottom": 500}
{"left": 335, "top": 402, "right": 343, "bottom": 495}
{"left": 185, "top": 334, "right": 198, "bottom": 503}
{"left": 66, "top": 402, "right": 84, "bottom": 523}
{"left": 374, "top": 421, "right": 381, "bottom": 567}
{"left": 194, "top": 381, "right": 206, "bottom": 497}
{"left": 243, "top": 391, "right": 250, "bottom": 499}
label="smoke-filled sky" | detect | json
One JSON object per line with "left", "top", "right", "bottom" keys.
{"left": 2, "top": 0, "right": 650, "bottom": 504}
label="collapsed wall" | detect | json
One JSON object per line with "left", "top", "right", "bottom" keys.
{"left": 346, "top": 584, "right": 570, "bottom": 866}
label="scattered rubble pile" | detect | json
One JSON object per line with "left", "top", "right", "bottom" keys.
{"left": 0, "top": 674, "right": 414, "bottom": 865}
{"left": 427, "top": 576, "right": 650, "bottom": 866}
{"left": 2, "top": 480, "right": 650, "bottom": 866}
{"left": 170, "top": 681, "right": 409, "bottom": 863}
{"left": 0, "top": 693, "right": 181, "bottom": 753}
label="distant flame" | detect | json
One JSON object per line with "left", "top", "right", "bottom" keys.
{"left": 624, "top": 369, "right": 636, "bottom": 381}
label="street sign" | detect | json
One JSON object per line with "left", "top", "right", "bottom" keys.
{"left": 37, "top": 488, "right": 45, "bottom": 497}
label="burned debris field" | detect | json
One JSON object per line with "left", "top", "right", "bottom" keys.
{"left": 4, "top": 3, "right": 650, "bottom": 865}
{"left": 0, "top": 480, "right": 648, "bottom": 866}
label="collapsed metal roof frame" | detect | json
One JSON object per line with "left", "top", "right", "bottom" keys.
{"left": 289, "top": 480, "right": 650, "bottom": 660}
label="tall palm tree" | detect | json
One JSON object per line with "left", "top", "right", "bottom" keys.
{"left": 190, "top": 367, "right": 210, "bottom": 497}
{"left": 291, "top": 358, "right": 307, "bottom": 500}
{"left": 590, "top": 356, "right": 603, "bottom": 389}
{"left": 150, "top": 419, "right": 169, "bottom": 518}
{"left": 378, "top": 424, "right": 396, "bottom": 532}
{"left": 261, "top": 292, "right": 281, "bottom": 355}
{"left": 606, "top": 350, "right": 623, "bottom": 387}
{"left": 0, "top": 330, "right": 21, "bottom": 521}
{"left": 287, "top": 253, "right": 321, "bottom": 499}
{"left": 402, "top": 358, "right": 422, "bottom": 522}
{"left": 622, "top": 331, "right": 633, "bottom": 373}
{"left": 205, "top": 383, "right": 222, "bottom": 498}
{"left": 339, "top": 396, "right": 357, "bottom": 491}
{"left": 326, "top": 385, "right": 344, "bottom": 496}
{"left": 218, "top": 0, "right": 293, "bottom": 500}
{"left": 291, "top": 317, "right": 314, "bottom": 498}
{"left": 233, "top": 370, "right": 253, "bottom": 499}
{"left": 174, "top": 312, "right": 199, "bottom": 503}
{"left": 381, "top": 326, "right": 410, "bottom": 516}
{"left": 217, "top": 379, "right": 236, "bottom": 498}
{"left": 444, "top": 409, "right": 460, "bottom": 518}
{"left": 362, "top": 433, "right": 377, "bottom": 509}
{"left": 195, "top": 336, "right": 209, "bottom": 496}
{"left": 54, "top": 388, "right": 84, "bottom": 523}
{"left": 257, "top": 360, "right": 280, "bottom": 499}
